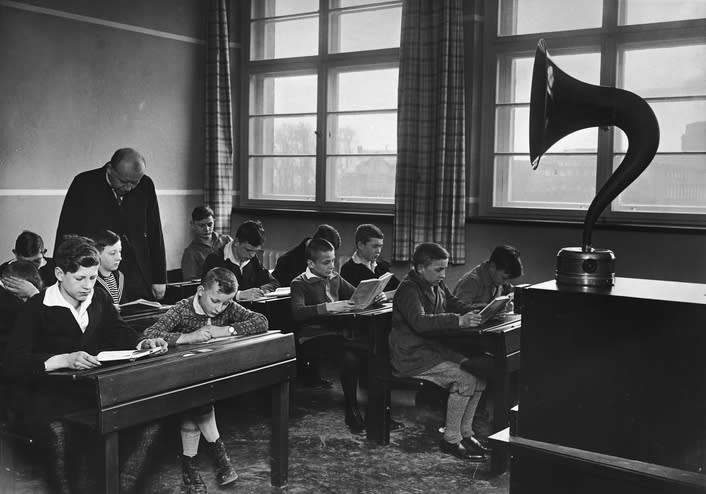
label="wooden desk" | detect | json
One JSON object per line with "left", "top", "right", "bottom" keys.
{"left": 240, "top": 296, "right": 293, "bottom": 332}
{"left": 163, "top": 280, "right": 200, "bottom": 304}
{"left": 52, "top": 331, "right": 296, "bottom": 493}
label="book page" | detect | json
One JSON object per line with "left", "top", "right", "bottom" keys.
{"left": 350, "top": 272, "right": 394, "bottom": 309}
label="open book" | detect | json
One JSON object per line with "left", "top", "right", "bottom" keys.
{"left": 478, "top": 295, "right": 511, "bottom": 324}
{"left": 350, "top": 272, "right": 394, "bottom": 309}
{"left": 96, "top": 346, "right": 163, "bottom": 362}
{"left": 119, "top": 298, "right": 162, "bottom": 309}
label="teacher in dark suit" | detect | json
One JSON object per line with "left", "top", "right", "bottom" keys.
{"left": 55, "top": 148, "right": 167, "bottom": 301}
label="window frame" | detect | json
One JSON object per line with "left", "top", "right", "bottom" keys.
{"left": 240, "top": 0, "right": 401, "bottom": 214}
{"left": 479, "top": 0, "right": 706, "bottom": 228}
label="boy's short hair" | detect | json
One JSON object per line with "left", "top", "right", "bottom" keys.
{"left": 412, "top": 242, "right": 449, "bottom": 269}
{"left": 354, "top": 224, "right": 384, "bottom": 245}
{"left": 201, "top": 267, "right": 238, "bottom": 294}
{"left": 306, "top": 238, "right": 335, "bottom": 262}
{"left": 235, "top": 220, "right": 265, "bottom": 247}
{"left": 489, "top": 245, "right": 523, "bottom": 279}
{"left": 192, "top": 205, "right": 215, "bottom": 222}
{"left": 312, "top": 224, "right": 341, "bottom": 250}
{"left": 91, "top": 229, "right": 120, "bottom": 252}
{"left": 4, "top": 261, "right": 43, "bottom": 290}
{"left": 54, "top": 236, "right": 100, "bottom": 274}
{"left": 14, "top": 231, "right": 45, "bottom": 258}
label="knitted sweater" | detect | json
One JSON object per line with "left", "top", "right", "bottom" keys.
{"left": 290, "top": 271, "right": 355, "bottom": 322}
{"left": 201, "top": 246, "right": 278, "bottom": 292}
{"left": 340, "top": 258, "right": 400, "bottom": 290}
{"left": 142, "top": 296, "right": 268, "bottom": 345}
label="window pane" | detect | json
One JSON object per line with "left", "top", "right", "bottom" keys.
{"left": 326, "top": 156, "right": 395, "bottom": 203}
{"left": 495, "top": 106, "right": 598, "bottom": 153}
{"left": 250, "top": 16, "right": 318, "bottom": 60}
{"left": 613, "top": 154, "right": 706, "bottom": 213}
{"left": 249, "top": 157, "right": 316, "bottom": 201}
{"left": 494, "top": 155, "right": 596, "bottom": 209}
{"left": 251, "top": 0, "right": 318, "bottom": 19}
{"left": 327, "top": 113, "right": 396, "bottom": 154}
{"left": 497, "top": 52, "right": 600, "bottom": 104}
{"left": 329, "top": 5, "right": 401, "bottom": 53}
{"left": 614, "top": 100, "right": 706, "bottom": 153}
{"left": 250, "top": 73, "right": 317, "bottom": 114}
{"left": 619, "top": 44, "right": 706, "bottom": 98}
{"left": 619, "top": 0, "right": 706, "bottom": 25}
{"left": 250, "top": 116, "right": 317, "bottom": 155}
{"left": 498, "top": 0, "right": 601, "bottom": 36}
{"left": 329, "top": 68, "right": 398, "bottom": 111}
{"left": 331, "top": 0, "right": 397, "bottom": 8}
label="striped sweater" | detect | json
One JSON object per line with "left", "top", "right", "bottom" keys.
{"left": 142, "top": 296, "right": 268, "bottom": 345}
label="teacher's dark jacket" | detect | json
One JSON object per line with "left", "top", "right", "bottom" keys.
{"left": 54, "top": 166, "right": 167, "bottom": 293}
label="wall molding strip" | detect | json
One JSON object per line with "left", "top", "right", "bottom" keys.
{"left": 0, "top": 189, "right": 202, "bottom": 196}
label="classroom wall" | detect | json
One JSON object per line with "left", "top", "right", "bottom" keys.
{"left": 231, "top": 212, "right": 706, "bottom": 286}
{"left": 0, "top": 0, "right": 207, "bottom": 268}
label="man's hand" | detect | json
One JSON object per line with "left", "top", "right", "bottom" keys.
{"left": 151, "top": 284, "right": 166, "bottom": 300}
{"left": 238, "top": 288, "right": 264, "bottom": 301}
{"left": 2, "top": 276, "right": 40, "bottom": 299}
{"left": 138, "top": 338, "right": 169, "bottom": 353}
{"left": 176, "top": 327, "right": 213, "bottom": 345}
{"left": 63, "top": 351, "right": 101, "bottom": 370}
{"left": 326, "top": 300, "right": 356, "bottom": 313}
{"left": 459, "top": 311, "right": 482, "bottom": 328}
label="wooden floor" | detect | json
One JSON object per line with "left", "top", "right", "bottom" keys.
{"left": 6, "top": 374, "right": 510, "bottom": 493}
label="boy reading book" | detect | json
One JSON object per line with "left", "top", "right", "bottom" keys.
{"left": 390, "top": 242, "right": 491, "bottom": 461}
{"left": 340, "top": 223, "right": 400, "bottom": 293}
{"left": 143, "top": 267, "right": 268, "bottom": 492}
{"left": 454, "top": 245, "right": 523, "bottom": 309}
{"left": 3, "top": 236, "right": 167, "bottom": 493}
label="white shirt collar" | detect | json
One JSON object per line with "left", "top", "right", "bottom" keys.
{"left": 352, "top": 251, "right": 377, "bottom": 272}
{"left": 43, "top": 283, "right": 93, "bottom": 332}
{"left": 224, "top": 240, "right": 251, "bottom": 269}
{"left": 192, "top": 294, "right": 206, "bottom": 315}
{"left": 304, "top": 267, "right": 334, "bottom": 280}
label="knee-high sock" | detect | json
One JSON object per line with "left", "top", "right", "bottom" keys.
{"left": 193, "top": 407, "right": 220, "bottom": 443}
{"left": 181, "top": 418, "right": 202, "bottom": 457}
{"left": 443, "top": 392, "right": 471, "bottom": 444}
{"left": 120, "top": 422, "right": 163, "bottom": 493}
{"left": 460, "top": 391, "right": 483, "bottom": 439}
{"left": 44, "top": 420, "right": 71, "bottom": 494}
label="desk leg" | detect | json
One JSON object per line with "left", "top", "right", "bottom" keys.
{"left": 271, "top": 380, "right": 289, "bottom": 488}
{"left": 490, "top": 340, "right": 510, "bottom": 475}
{"left": 103, "top": 431, "right": 119, "bottom": 494}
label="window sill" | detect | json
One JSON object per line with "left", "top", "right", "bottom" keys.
{"left": 467, "top": 216, "right": 706, "bottom": 235}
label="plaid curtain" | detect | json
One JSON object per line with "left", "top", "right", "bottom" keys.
{"left": 393, "top": 0, "right": 466, "bottom": 264}
{"left": 204, "top": 0, "right": 233, "bottom": 233}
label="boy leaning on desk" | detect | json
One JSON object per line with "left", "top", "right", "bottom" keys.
{"left": 143, "top": 267, "right": 268, "bottom": 493}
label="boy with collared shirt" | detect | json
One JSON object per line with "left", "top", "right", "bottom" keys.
{"left": 3, "top": 236, "right": 167, "bottom": 493}
{"left": 290, "top": 238, "right": 372, "bottom": 434}
{"left": 453, "top": 245, "right": 523, "bottom": 309}
{"left": 390, "top": 242, "right": 491, "bottom": 462}
{"left": 181, "top": 205, "right": 232, "bottom": 281}
{"left": 201, "top": 220, "right": 278, "bottom": 301}
{"left": 144, "top": 268, "right": 268, "bottom": 492}
{"left": 340, "top": 223, "right": 400, "bottom": 291}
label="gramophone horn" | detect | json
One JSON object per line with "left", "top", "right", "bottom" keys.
{"left": 529, "top": 39, "right": 660, "bottom": 286}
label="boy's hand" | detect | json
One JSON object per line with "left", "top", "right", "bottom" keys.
{"left": 64, "top": 351, "right": 101, "bottom": 370}
{"left": 138, "top": 338, "right": 169, "bottom": 353}
{"left": 374, "top": 292, "right": 387, "bottom": 304}
{"left": 151, "top": 283, "right": 166, "bottom": 300}
{"left": 176, "top": 327, "right": 213, "bottom": 344}
{"left": 459, "top": 311, "right": 482, "bottom": 328}
{"left": 209, "top": 325, "right": 234, "bottom": 338}
{"left": 326, "top": 300, "right": 356, "bottom": 313}
{"left": 2, "top": 276, "right": 40, "bottom": 299}
{"left": 238, "top": 288, "right": 264, "bottom": 301}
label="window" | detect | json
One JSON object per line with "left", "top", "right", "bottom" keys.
{"left": 243, "top": 0, "right": 402, "bottom": 212}
{"left": 482, "top": 0, "right": 706, "bottom": 225}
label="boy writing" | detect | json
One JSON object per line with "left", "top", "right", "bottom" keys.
{"left": 143, "top": 267, "right": 268, "bottom": 492}
{"left": 3, "top": 236, "right": 167, "bottom": 493}
{"left": 453, "top": 245, "right": 523, "bottom": 309}
{"left": 201, "top": 220, "right": 278, "bottom": 301}
{"left": 181, "top": 205, "right": 232, "bottom": 281}
{"left": 390, "top": 242, "right": 490, "bottom": 461}
{"left": 290, "top": 238, "right": 370, "bottom": 434}
{"left": 340, "top": 223, "right": 400, "bottom": 291}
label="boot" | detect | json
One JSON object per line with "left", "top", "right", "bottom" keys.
{"left": 204, "top": 438, "right": 238, "bottom": 486}
{"left": 344, "top": 404, "right": 366, "bottom": 434}
{"left": 181, "top": 455, "right": 207, "bottom": 494}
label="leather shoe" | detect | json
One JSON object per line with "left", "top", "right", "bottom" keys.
{"left": 439, "top": 439, "right": 486, "bottom": 461}
{"left": 462, "top": 435, "right": 493, "bottom": 454}
{"left": 389, "top": 419, "right": 405, "bottom": 432}
{"left": 345, "top": 407, "right": 366, "bottom": 435}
